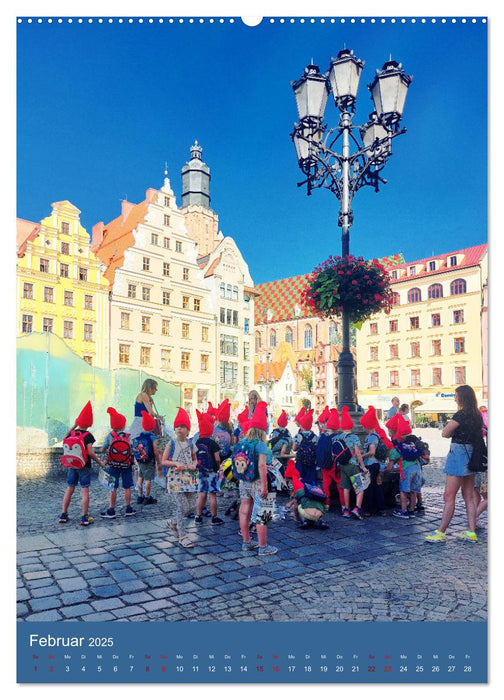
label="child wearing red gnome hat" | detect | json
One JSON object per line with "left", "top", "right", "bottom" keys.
{"left": 293, "top": 409, "right": 318, "bottom": 484}
{"left": 132, "top": 411, "right": 159, "bottom": 506}
{"left": 339, "top": 406, "right": 368, "bottom": 520}
{"left": 212, "top": 399, "right": 234, "bottom": 461}
{"left": 269, "top": 410, "right": 295, "bottom": 473}
{"left": 360, "top": 406, "right": 387, "bottom": 516}
{"left": 194, "top": 410, "right": 224, "bottom": 526}
{"left": 100, "top": 408, "right": 136, "bottom": 519}
{"left": 163, "top": 407, "right": 198, "bottom": 548}
{"left": 59, "top": 401, "right": 104, "bottom": 526}
{"left": 318, "top": 408, "right": 345, "bottom": 512}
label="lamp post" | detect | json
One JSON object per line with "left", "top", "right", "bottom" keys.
{"left": 291, "top": 49, "right": 411, "bottom": 411}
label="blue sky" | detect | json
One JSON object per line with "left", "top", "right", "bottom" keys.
{"left": 16, "top": 15, "right": 487, "bottom": 284}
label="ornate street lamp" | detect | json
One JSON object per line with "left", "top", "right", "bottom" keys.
{"left": 291, "top": 50, "right": 412, "bottom": 411}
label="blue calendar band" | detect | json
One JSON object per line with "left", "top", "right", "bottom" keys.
{"left": 18, "top": 621, "right": 487, "bottom": 683}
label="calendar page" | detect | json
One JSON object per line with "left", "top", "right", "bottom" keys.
{"left": 15, "top": 2, "right": 489, "bottom": 687}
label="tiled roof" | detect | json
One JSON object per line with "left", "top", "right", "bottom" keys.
{"left": 254, "top": 360, "right": 288, "bottom": 383}
{"left": 16, "top": 218, "right": 40, "bottom": 257}
{"left": 254, "top": 253, "right": 404, "bottom": 324}
{"left": 390, "top": 244, "right": 487, "bottom": 284}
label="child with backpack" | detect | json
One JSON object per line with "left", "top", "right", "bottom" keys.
{"left": 388, "top": 416, "right": 424, "bottom": 519}
{"left": 360, "top": 406, "right": 388, "bottom": 516}
{"left": 212, "top": 399, "right": 234, "bottom": 461}
{"left": 338, "top": 406, "right": 369, "bottom": 520}
{"left": 269, "top": 410, "right": 295, "bottom": 472}
{"left": 291, "top": 468, "right": 329, "bottom": 529}
{"left": 59, "top": 401, "right": 104, "bottom": 526}
{"left": 232, "top": 401, "right": 278, "bottom": 556}
{"left": 163, "top": 407, "right": 198, "bottom": 548}
{"left": 293, "top": 409, "right": 318, "bottom": 484}
{"left": 194, "top": 410, "right": 224, "bottom": 526}
{"left": 132, "top": 411, "right": 158, "bottom": 506}
{"left": 317, "top": 408, "right": 344, "bottom": 510}
{"left": 99, "top": 407, "right": 136, "bottom": 519}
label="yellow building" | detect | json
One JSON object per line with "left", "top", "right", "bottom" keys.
{"left": 356, "top": 244, "right": 488, "bottom": 420}
{"left": 17, "top": 201, "right": 109, "bottom": 366}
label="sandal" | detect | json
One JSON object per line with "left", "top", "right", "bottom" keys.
{"left": 166, "top": 519, "right": 178, "bottom": 536}
{"left": 178, "top": 536, "right": 194, "bottom": 548}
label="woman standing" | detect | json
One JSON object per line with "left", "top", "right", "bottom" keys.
{"left": 129, "top": 379, "right": 159, "bottom": 440}
{"left": 425, "top": 385, "right": 483, "bottom": 543}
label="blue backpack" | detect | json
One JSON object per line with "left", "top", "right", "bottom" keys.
{"left": 296, "top": 431, "right": 317, "bottom": 469}
{"left": 316, "top": 433, "right": 334, "bottom": 470}
{"left": 132, "top": 432, "right": 154, "bottom": 464}
{"left": 196, "top": 439, "right": 217, "bottom": 474}
{"left": 231, "top": 439, "right": 259, "bottom": 482}
{"left": 393, "top": 440, "right": 424, "bottom": 462}
{"left": 212, "top": 427, "right": 232, "bottom": 459}
{"left": 301, "top": 481, "right": 327, "bottom": 503}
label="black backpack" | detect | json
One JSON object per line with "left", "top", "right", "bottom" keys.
{"left": 331, "top": 436, "right": 352, "bottom": 465}
{"left": 371, "top": 433, "right": 389, "bottom": 462}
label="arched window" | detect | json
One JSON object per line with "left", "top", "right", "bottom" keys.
{"left": 329, "top": 322, "right": 338, "bottom": 344}
{"left": 407, "top": 287, "right": 422, "bottom": 303}
{"left": 270, "top": 330, "right": 276, "bottom": 348}
{"left": 450, "top": 278, "right": 467, "bottom": 295}
{"left": 304, "top": 325, "right": 313, "bottom": 349}
{"left": 391, "top": 291, "right": 400, "bottom": 306}
{"left": 428, "top": 283, "right": 443, "bottom": 299}
{"left": 285, "top": 327, "right": 293, "bottom": 345}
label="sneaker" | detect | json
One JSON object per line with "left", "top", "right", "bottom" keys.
{"left": 137, "top": 496, "right": 145, "bottom": 504}
{"left": 342, "top": 508, "right": 351, "bottom": 518}
{"left": 125, "top": 505, "right": 136, "bottom": 517}
{"left": 407, "top": 510, "right": 416, "bottom": 518}
{"left": 415, "top": 503, "right": 425, "bottom": 512}
{"left": 211, "top": 516, "right": 224, "bottom": 526}
{"left": 202, "top": 508, "right": 212, "bottom": 517}
{"left": 242, "top": 540, "right": 259, "bottom": 551}
{"left": 351, "top": 507, "right": 363, "bottom": 520}
{"left": 143, "top": 496, "right": 157, "bottom": 505}
{"left": 456, "top": 530, "right": 478, "bottom": 542}
{"left": 392, "top": 509, "right": 410, "bottom": 519}
{"left": 258, "top": 544, "right": 278, "bottom": 556}
{"left": 194, "top": 515, "right": 203, "bottom": 524}
{"left": 80, "top": 515, "right": 94, "bottom": 526}
{"left": 425, "top": 529, "right": 447, "bottom": 543}
{"left": 100, "top": 508, "right": 116, "bottom": 519}
{"left": 59, "top": 512, "right": 69, "bottom": 524}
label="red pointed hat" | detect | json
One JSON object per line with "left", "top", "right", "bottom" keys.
{"left": 360, "top": 405, "right": 378, "bottom": 430}
{"left": 340, "top": 406, "right": 354, "bottom": 431}
{"left": 318, "top": 405, "right": 330, "bottom": 424}
{"left": 216, "top": 399, "right": 231, "bottom": 423}
{"left": 241, "top": 419, "right": 251, "bottom": 434}
{"left": 277, "top": 410, "right": 288, "bottom": 428}
{"left": 237, "top": 407, "right": 249, "bottom": 426}
{"left": 385, "top": 413, "right": 400, "bottom": 431}
{"left": 284, "top": 460, "right": 299, "bottom": 479}
{"left": 249, "top": 401, "right": 268, "bottom": 432}
{"left": 174, "top": 406, "right": 191, "bottom": 430}
{"left": 294, "top": 406, "right": 307, "bottom": 424}
{"left": 75, "top": 401, "right": 93, "bottom": 429}
{"left": 298, "top": 409, "right": 314, "bottom": 431}
{"left": 291, "top": 473, "right": 305, "bottom": 494}
{"left": 326, "top": 408, "right": 340, "bottom": 431}
{"left": 107, "top": 407, "right": 126, "bottom": 431}
{"left": 376, "top": 425, "right": 394, "bottom": 450}
{"left": 196, "top": 409, "right": 214, "bottom": 438}
{"left": 394, "top": 415, "right": 412, "bottom": 441}
{"left": 141, "top": 411, "right": 157, "bottom": 432}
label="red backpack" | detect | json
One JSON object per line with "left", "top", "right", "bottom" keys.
{"left": 60, "top": 430, "right": 89, "bottom": 469}
{"left": 106, "top": 431, "right": 133, "bottom": 468}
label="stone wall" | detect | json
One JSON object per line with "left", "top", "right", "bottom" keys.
{"left": 17, "top": 448, "right": 65, "bottom": 480}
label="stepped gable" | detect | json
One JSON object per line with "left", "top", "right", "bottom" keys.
{"left": 17, "top": 218, "right": 41, "bottom": 257}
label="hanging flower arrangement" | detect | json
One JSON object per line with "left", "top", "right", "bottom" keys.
{"left": 302, "top": 255, "right": 393, "bottom": 324}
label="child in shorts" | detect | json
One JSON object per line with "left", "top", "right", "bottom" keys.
{"left": 133, "top": 411, "right": 158, "bottom": 506}
{"left": 338, "top": 406, "right": 368, "bottom": 520}
{"left": 100, "top": 407, "right": 136, "bottom": 519}
{"left": 195, "top": 409, "right": 224, "bottom": 526}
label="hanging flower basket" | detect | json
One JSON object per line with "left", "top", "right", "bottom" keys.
{"left": 302, "top": 255, "right": 393, "bottom": 324}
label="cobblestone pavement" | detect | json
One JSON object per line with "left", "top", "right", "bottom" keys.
{"left": 17, "top": 432, "right": 487, "bottom": 624}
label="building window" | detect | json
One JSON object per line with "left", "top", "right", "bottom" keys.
{"left": 201, "top": 354, "right": 209, "bottom": 372}
{"left": 428, "top": 261, "right": 436, "bottom": 271}
{"left": 390, "top": 370, "right": 399, "bottom": 387}
{"left": 22, "top": 314, "right": 33, "bottom": 333}
{"left": 128, "top": 284, "right": 136, "bottom": 299}
{"left": 454, "top": 337, "right": 465, "bottom": 354}
{"left": 61, "top": 242, "right": 70, "bottom": 255}
{"left": 162, "top": 291, "right": 170, "bottom": 305}
{"left": 181, "top": 352, "right": 190, "bottom": 370}
{"left": 220, "top": 283, "right": 226, "bottom": 298}
{"left": 270, "top": 330, "right": 277, "bottom": 348}
{"left": 370, "top": 371, "right": 379, "bottom": 388}
{"left": 389, "top": 344, "right": 399, "bottom": 359}
{"left": 411, "top": 369, "right": 421, "bottom": 386}
{"left": 182, "top": 322, "right": 190, "bottom": 339}
{"left": 220, "top": 308, "right": 226, "bottom": 324}
{"left": 243, "top": 366, "right": 250, "bottom": 387}
{"left": 43, "top": 287, "right": 54, "bottom": 303}
{"left": 119, "top": 344, "right": 130, "bottom": 364}
{"left": 42, "top": 317, "right": 53, "bottom": 333}
{"left": 409, "top": 266, "right": 416, "bottom": 276}
{"left": 453, "top": 309, "right": 465, "bottom": 324}
{"left": 151, "top": 233, "right": 159, "bottom": 246}
{"left": 370, "top": 322, "right": 378, "bottom": 335}
{"left": 140, "top": 346, "right": 151, "bottom": 366}
{"left": 183, "top": 267, "right": 189, "bottom": 281}
{"left": 431, "top": 313, "right": 441, "bottom": 327}
{"left": 410, "top": 341, "right": 421, "bottom": 358}
{"left": 370, "top": 345, "right": 379, "bottom": 361}
{"left": 83, "top": 323, "right": 93, "bottom": 341}
{"left": 220, "top": 361, "right": 238, "bottom": 384}
{"left": 428, "top": 283, "right": 443, "bottom": 299}
{"left": 161, "top": 349, "right": 171, "bottom": 369}
{"left": 84, "top": 294, "right": 93, "bottom": 310}
{"left": 141, "top": 316, "right": 151, "bottom": 333}
{"left": 61, "top": 222, "right": 70, "bottom": 235}
{"left": 182, "top": 296, "right": 190, "bottom": 310}
{"left": 410, "top": 316, "right": 420, "bottom": 330}
{"left": 432, "top": 367, "right": 442, "bottom": 385}
{"left": 83, "top": 356, "right": 93, "bottom": 366}
{"left": 163, "top": 237, "right": 170, "bottom": 248}
{"left": 389, "top": 319, "right": 398, "bottom": 332}
{"left": 164, "top": 215, "right": 170, "bottom": 226}
{"left": 391, "top": 270, "right": 398, "bottom": 280}
{"left": 22, "top": 282, "right": 33, "bottom": 299}
{"left": 232, "top": 286, "right": 239, "bottom": 301}
{"left": 60, "top": 263, "right": 69, "bottom": 278}
{"left": 163, "top": 262, "right": 170, "bottom": 277}
{"left": 432, "top": 339, "right": 442, "bottom": 356}
{"left": 391, "top": 292, "right": 400, "bottom": 306}
{"left": 255, "top": 333, "right": 261, "bottom": 352}
{"left": 63, "top": 320, "right": 73, "bottom": 339}
{"left": 450, "top": 278, "right": 467, "bottom": 295}
{"left": 220, "top": 334, "right": 238, "bottom": 356}
{"left": 244, "top": 318, "right": 249, "bottom": 334}
{"left": 40, "top": 258, "right": 49, "bottom": 273}
{"left": 79, "top": 267, "right": 87, "bottom": 282}
{"left": 194, "top": 298, "right": 201, "bottom": 312}
{"left": 120, "top": 312, "right": 130, "bottom": 330}
{"left": 142, "top": 287, "right": 150, "bottom": 302}
{"left": 226, "top": 284, "right": 232, "bottom": 299}
{"left": 142, "top": 257, "right": 150, "bottom": 272}
{"left": 162, "top": 319, "right": 170, "bottom": 336}
{"left": 175, "top": 241, "right": 182, "bottom": 253}
{"left": 244, "top": 293, "right": 250, "bottom": 308}
{"left": 304, "top": 325, "right": 313, "bottom": 349}
{"left": 202, "top": 326, "right": 209, "bottom": 342}
{"left": 407, "top": 287, "right": 421, "bottom": 303}
{"left": 455, "top": 366, "right": 466, "bottom": 384}
{"left": 243, "top": 343, "right": 250, "bottom": 361}
{"left": 285, "top": 327, "right": 293, "bottom": 344}
{"left": 449, "top": 255, "right": 458, "bottom": 267}
{"left": 64, "top": 290, "right": 74, "bottom": 306}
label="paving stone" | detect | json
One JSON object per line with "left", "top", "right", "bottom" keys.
{"left": 118, "top": 579, "right": 148, "bottom": 593}
{"left": 29, "top": 596, "right": 62, "bottom": 612}
{"left": 60, "top": 603, "right": 95, "bottom": 617}
{"left": 81, "top": 611, "right": 116, "bottom": 622}
{"left": 91, "top": 584, "right": 123, "bottom": 598}
{"left": 61, "top": 590, "right": 91, "bottom": 605}
{"left": 25, "top": 610, "right": 63, "bottom": 622}
{"left": 31, "top": 584, "right": 62, "bottom": 598}
{"left": 58, "top": 576, "right": 88, "bottom": 592}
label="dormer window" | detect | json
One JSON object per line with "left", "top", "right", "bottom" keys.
{"left": 409, "top": 266, "right": 416, "bottom": 276}
{"left": 449, "top": 255, "right": 458, "bottom": 267}
{"left": 391, "top": 270, "right": 398, "bottom": 280}
{"left": 428, "top": 261, "right": 436, "bottom": 271}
